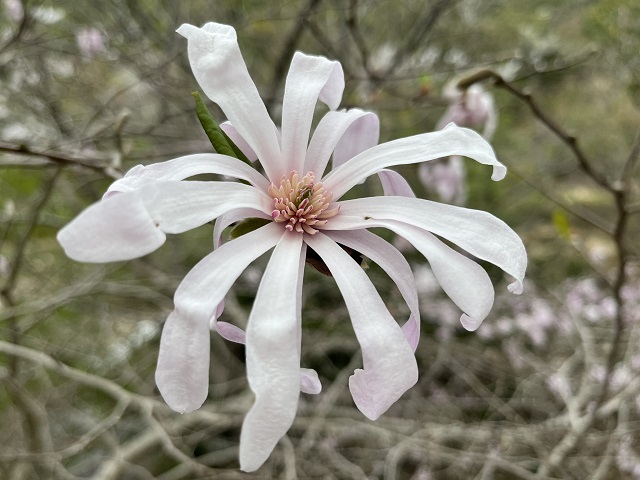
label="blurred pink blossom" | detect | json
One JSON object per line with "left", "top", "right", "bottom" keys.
{"left": 3, "top": 0, "right": 23, "bottom": 22}
{"left": 420, "top": 83, "right": 498, "bottom": 205}
{"left": 76, "top": 27, "right": 106, "bottom": 60}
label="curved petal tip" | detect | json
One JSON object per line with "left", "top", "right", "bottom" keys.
{"left": 508, "top": 280, "right": 524, "bottom": 295}
{"left": 460, "top": 313, "right": 482, "bottom": 332}
{"left": 491, "top": 164, "right": 507, "bottom": 181}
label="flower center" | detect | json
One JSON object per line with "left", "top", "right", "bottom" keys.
{"left": 268, "top": 171, "right": 339, "bottom": 234}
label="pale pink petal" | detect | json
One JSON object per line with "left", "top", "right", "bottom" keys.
{"left": 57, "top": 189, "right": 165, "bottom": 263}
{"left": 214, "top": 322, "right": 322, "bottom": 395}
{"left": 305, "top": 109, "right": 377, "bottom": 176}
{"left": 322, "top": 124, "right": 506, "bottom": 199}
{"left": 156, "top": 223, "right": 284, "bottom": 413}
{"left": 58, "top": 181, "right": 264, "bottom": 263}
{"left": 377, "top": 169, "right": 416, "bottom": 198}
{"left": 240, "top": 233, "right": 305, "bottom": 472}
{"left": 177, "top": 23, "right": 281, "bottom": 181}
{"left": 326, "top": 229, "right": 420, "bottom": 351}
{"left": 154, "top": 307, "right": 210, "bottom": 414}
{"left": 281, "top": 52, "right": 344, "bottom": 174}
{"left": 305, "top": 233, "right": 418, "bottom": 420}
{"left": 104, "top": 154, "right": 269, "bottom": 198}
{"left": 215, "top": 321, "right": 246, "bottom": 343}
{"left": 59, "top": 181, "right": 270, "bottom": 263}
{"left": 327, "top": 196, "right": 526, "bottom": 294}
{"left": 331, "top": 110, "right": 380, "bottom": 169}
{"left": 384, "top": 221, "right": 494, "bottom": 330}
{"left": 220, "top": 121, "right": 258, "bottom": 162}
{"left": 213, "top": 208, "right": 270, "bottom": 249}
{"left": 300, "top": 368, "right": 322, "bottom": 395}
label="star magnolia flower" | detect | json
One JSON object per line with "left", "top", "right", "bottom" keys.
{"left": 57, "top": 22, "right": 527, "bottom": 472}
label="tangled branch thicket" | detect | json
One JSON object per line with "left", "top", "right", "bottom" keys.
{"left": 1, "top": 1, "right": 639, "bottom": 479}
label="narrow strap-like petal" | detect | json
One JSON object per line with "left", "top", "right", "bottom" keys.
{"left": 220, "top": 121, "right": 258, "bottom": 162}
{"left": 177, "top": 23, "right": 281, "bottom": 180}
{"left": 240, "top": 232, "right": 305, "bottom": 472}
{"left": 281, "top": 52, "right": 344, "bottom": 175}
{"left": 305, "top": 109, "right": 378, "bottom": 177}
{"left": 322, "top": 124, "right": 506, "bottom": 199}
{"left": 325, "top": 229, "right": 420, "bottom": 351}
{"left": 327, "top": 196, "right": 526, "bottom": 294}
{"left": 378, "top": 169, "right": 416, "bottom": 197}
{"left": 213, "top": 208, "right": 270, "bottom": 249}
{"left": 331, "top": 110, "right": 379, "bottom": 169}
{"left": 104, "top": 153, "right": 269, "bottom": 197}
{"left": 383, "top": 221, "right": 494, "bottom": 331}
{"left": 305, "top": 233, "right": 418, "bottom": 420}
{"left": 58, "top": 181, "right": 269, "bottom": 263}
{"left": 155, "top": 223, "right": 284, "bottom": 414}
{"left": 214, "top": 322, "right": 322, "bottom": 395}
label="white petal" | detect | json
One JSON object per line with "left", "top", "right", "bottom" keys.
{"left": 384, "top": 221, "right": 494, "bottom": 331}
{"left": 57, "top": 189, "right": 165, "bottom": 263}
{"left": 220, "top": 121, "right": 258, "bottom": 162}
{"left": 240, "top": 233, "right": 305, "bottom": 472}
{"left": 177, "top": 23, "right": 281, "bottom": 181}
{"left": 305, "top": 233, "right": 418, "bottom": 420}
{"left": 325, "top": 229, "right": 420, "bottom": 351}
{"left": 213, "top": 208, "right": 270, "bottom": 249}
{"left": 377, "top": 169, "right": 416, "bottom": 198}
{"left": 332, "top": 110, "right": 379, "bottom": 169}
{"left": 305, "top": 109, "right": 378, "bottom": 176}
{"left": 214, "top": 322, "right": 322, "bottom": 395}
{"left": 104, "top": 153, "right": 269, "bottom": 198}
{"left": 154, "top": 307, "right": 210, "bottom": 414}
{"left": 156, "top": 223, "right": 284, "bottom": 413}
{"left": 328, "top": 196, "right": 526, "bottom": 294}
{"left": 142, "top": 181, "right": 271, "bottom": 234}
{"left": 323, "top": 124, "right": 506, "bottom": 199}
{"left": 281, "top": 52, "right": 344, "bottom": 174}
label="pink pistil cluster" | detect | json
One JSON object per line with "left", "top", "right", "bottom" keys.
{"left": 268, "top": 171, "right": 339, "bottom": 234}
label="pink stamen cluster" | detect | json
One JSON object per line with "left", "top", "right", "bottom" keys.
{"left": 268, "top": 171, "right": 339, "bottom": 234}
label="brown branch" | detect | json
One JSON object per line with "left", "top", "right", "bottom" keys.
{"left": 0, "top": 142, "right": 121, "bottom": 178}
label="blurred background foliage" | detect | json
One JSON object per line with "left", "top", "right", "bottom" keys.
{"left": 1, "top": 0, "right": 640, "bottom": 479}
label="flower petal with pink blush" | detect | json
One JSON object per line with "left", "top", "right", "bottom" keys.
{"left": 61, "top": 181, "right": 269, "bottom": 262}
{"left": 240, "top": 233, "right": 305, "bottom": 472}
{"left": 156, "top": 223, "right": 284, "bottom": 414}
{"left": 327, "top": 196, "right": 526, "bottom": 295}
{"left": 214, "top": 322, "right": 322, "bottom": 395}
{"left": 220, "top": 121, "right": 258, "bottom": 162}
{"left": 323, "top": 123, "right": 506, "bottom": 199}
{"left": 177, "top": 23, "right": 281, "bottom": 180}
{"left": 62, "top": 180, "right": 271, "bottom": 263}
{"left": 305, "top": 109, "right": 378, "bottom": 177}
{"left": 326, "top": 229, "right": 420, "bottom": 351}
{"left": 305, "top": 233, "right": 418, "bottom": 420}
{"left": 377, "top": 169, "right": 416, "bottom": 198}
{"left": 281, "top": 52, "right": 344, "bottom": 174}
{"left": 213, "top": 208, "right": 270, "bottom": 249}
{"left": 154, "top": 308, "right": 211, "bottom": 414}
{"left": 383, "top": 221, "right": 494, "bottom": 331}
{"left": 331, "top": 109, "right": 380, "bottom": 169}
{"left": 104, "top": 154, "right": 269, "bottom": 198}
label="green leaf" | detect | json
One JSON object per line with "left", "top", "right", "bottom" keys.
{"left": 192, "top": 91, "right": 250, "bottom": 165}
